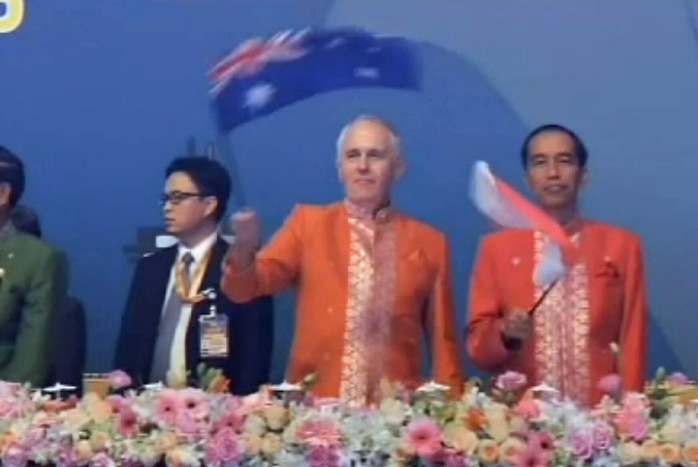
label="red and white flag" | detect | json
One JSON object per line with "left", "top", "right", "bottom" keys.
{"left": 470, "top": 161, "right": 577, "bottom": 286}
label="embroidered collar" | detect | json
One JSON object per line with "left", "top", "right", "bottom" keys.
{"left": 344, "top": 199, "right": 393, "bottom": 223}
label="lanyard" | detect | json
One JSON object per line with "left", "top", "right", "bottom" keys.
{"left": 174, "top": 248, "right": 213, "bottom": 304}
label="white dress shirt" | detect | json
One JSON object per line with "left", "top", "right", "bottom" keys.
{"left": 161, "top": 231, "right": 218, "bottom": 384}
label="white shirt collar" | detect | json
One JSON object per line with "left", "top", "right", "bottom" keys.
{"left": 177, "top": 231, "right": 218, "bottom": 264}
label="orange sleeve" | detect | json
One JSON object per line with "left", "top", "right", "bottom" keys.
{"left": 465, "top": 236, "right": 514, "bottom": 371}
{"left": 620, "top": 235, "right": 648, "bottom": 392}
{"left": 430, "top": 233, "right": 465, "bottom": 395}
{"left": 221, "top": 205, "right": 305, "bottom": 303}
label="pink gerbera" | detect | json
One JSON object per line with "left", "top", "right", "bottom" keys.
{"left": 117, "top": 405, "right": 140, "bottom": 438}
{"left": 404, "top": 418, "right": 443, "bottom": 459}
{"left": 155, "top": 389, "right": 183, "bottom": 425}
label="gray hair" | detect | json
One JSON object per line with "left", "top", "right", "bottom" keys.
{"left": 335, "top": 115, "right": 402, "bottom": 161}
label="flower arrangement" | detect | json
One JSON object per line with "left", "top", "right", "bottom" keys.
{"left": 1, "top": 367, "right": 697, "bottom": 466}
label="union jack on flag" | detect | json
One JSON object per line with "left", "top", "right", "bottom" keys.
{"left": 209, "top": 29, "right": 309, "bottom": 95}
{"left": 209, "top": 27, "right": 421, "bottom": 132}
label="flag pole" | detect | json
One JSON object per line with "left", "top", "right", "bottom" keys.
{"left": 216, "top": 129, "right": 248, "bottom": 210}
{"left": 209, "top": 101, "right": 248, "bottom": 210}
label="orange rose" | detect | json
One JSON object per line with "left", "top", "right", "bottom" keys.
{"left": 477, "top": 439, "right": 500, "bottom": 464}
{"left": 658, "top": 443, "right": 681, "bottom": 465}
{"left": 682, "top": 441, "right": 698, "bottom": 464}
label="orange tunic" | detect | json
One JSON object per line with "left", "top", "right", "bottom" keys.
{"left": 466, "top": 220, "right": 647, "bottom": 406}
{"left": 221, "top": 202, "right": 463, "bottom": 404}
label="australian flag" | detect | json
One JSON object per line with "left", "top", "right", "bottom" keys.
{"left": 209, "top": 27, "right": 422, "bottom": 132}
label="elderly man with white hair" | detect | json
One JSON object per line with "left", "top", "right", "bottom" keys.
{"left": 220, "top": 115, "right": 463, "bottom": 405}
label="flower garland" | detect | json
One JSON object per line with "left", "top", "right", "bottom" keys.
{"left": 0, "top": 367, "right": 697, "bottom": 466}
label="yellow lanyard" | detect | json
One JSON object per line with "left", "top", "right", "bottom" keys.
{"left": 174, "top": 248, "right": 213, "bottom": 304}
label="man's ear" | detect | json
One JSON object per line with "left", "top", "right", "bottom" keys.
{"left": 394, "top": 158, "right": 406, "bottom": 180}
{"left": 0, "top": 183, "right": 11, "bottom": 208}
{"left": 204, "top": 197, "right": 218, "bottom": 219}
{"left": 579, "top": 167, "right": 589, "bottom": 188}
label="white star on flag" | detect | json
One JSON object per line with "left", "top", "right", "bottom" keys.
{"left": 325, "top": 38, "right": 345, "bottom": 49}
{"left": 244, "top": 83, "right": 275, "bottom": 109}
{"left": 355, "top": 67, "right": 380, "bottom": 79}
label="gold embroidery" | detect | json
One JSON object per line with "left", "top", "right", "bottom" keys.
{"left": 339, "top": 203, "right": 397, "bottom": 407}
{"left": 533, "top": 231, "right": 591, "bottom": 406}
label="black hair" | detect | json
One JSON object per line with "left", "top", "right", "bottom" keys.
{"left": 0, "top": 146, "right": 25, "bottom": 208}
{"left": 520, "top": 124, "right": 588, "bottom": 168}
{"left": 165, "top": 157, "right": 231, "bottom": 221}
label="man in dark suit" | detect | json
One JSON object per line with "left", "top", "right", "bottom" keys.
{"left": 11, "top": 204, "right": 87, "bottom": 392}
{"left": 114, "top": 157, "right": 274, "bottom": 395}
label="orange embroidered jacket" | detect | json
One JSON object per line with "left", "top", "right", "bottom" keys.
{"left": 466, "top": 220, "right": 647, "bottom": 405}
{"left": 221, "top": 202, "right": 464, "bottom": 400}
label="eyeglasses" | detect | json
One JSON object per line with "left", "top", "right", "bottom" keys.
{"left": 159, "top": 191, "right": 210, "bottom": 206}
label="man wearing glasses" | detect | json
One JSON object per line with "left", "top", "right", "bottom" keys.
{"left": 114, "top": 157, "right": 274, "bottom": 394}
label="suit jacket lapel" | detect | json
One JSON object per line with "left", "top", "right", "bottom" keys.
{"left": 144, "top": 247, "right": 177, "bottom": 329}
{"left": 185, "top": 237, "right": 227, "bottom": 378}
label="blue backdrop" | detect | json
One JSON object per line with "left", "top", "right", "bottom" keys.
{"left": 1, "top": 0, "right": 694, "bottom": 380}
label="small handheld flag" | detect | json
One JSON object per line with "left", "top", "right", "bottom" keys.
{"left": 469, "top": 161, "right": 576, "bottom": 286}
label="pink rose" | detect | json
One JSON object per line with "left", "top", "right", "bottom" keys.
{"left": 90, "top": 452, "right": 114, "bottom": 467}
{"left": 592, "top": 420, "right": 614, "bottom": 451}
{"left": 598, "top": 374, "right": 622, "bottom": 396}
{"left": 569, "top": 429, "right": 594, "bottom": 460}
{"left": 306, "top": 446, "right": 341, "bottom": 467}
{"left": 496, "top": 371, "right": 527, "bottom": 392}
{"left": 206, "top": 427, "right": 243, "bottom": 465}
{"left": 667, "top": 372, "right": 689, "bottom": 386}
{"left": 107, "top": 370, "right": 132, "bottom": 390}
{"left": 512, "top": 398, "right": 541, "bottom": 420}
{"left": 627, "top": 416, "right": 649, "bottom": 442}
{"left": 2, "top": 443, "right": 28, "bottom": 467}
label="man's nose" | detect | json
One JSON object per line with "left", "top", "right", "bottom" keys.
{"left": 545, "top": 161, "right": 560, "bottom": 178}
{"left": 357, "top": 154, "right": 369, "bottom": 171}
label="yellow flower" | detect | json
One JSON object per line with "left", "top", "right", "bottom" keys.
{"left": 86, "top": 400, "right": 112, "bottom": 424}
{"left": 659, "top": 421, "right": 683, "bottom": 443}
{"left": 61, "top": 408, "right": 91, "bottom": 431}
{"left": 442, "top": 423, "right": 479, "bottom": 453}
{"left": 155, "top": 432, "right": 179, "bottom": 453}
{"left": 263, "top": 405, "right": 288, "bottom": 431}
{"left": 89, "top": 431, "right": 110, "bottom": 451}
{"left": 261, "top": 433, "right": 283, "bottom": 455}
{"left": 484, "top": 404, "right": 509, "bottom": 442}
{"left": 244, "top": 413, "right": 267, "bottom": 436}
{"left": 75, "top": 440, "right": 93, "bottom": 464}
{"left": 639, "top": 439, "right": 659, "bottom": 461}
{"left": 242, "top": 434, "right": 263, "bottom": 456}
{"left": 617, "top": 442, "right": 642, "bottom": 465}
{"left": 379, "top": 399, "right": 408, "bottom": 426}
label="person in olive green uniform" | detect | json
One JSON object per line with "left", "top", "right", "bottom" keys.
{"left": 0, "top": 146, "right": 66, "bottom": 386}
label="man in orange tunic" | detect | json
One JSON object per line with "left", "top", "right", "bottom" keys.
{"left": 221, "top": 116, "right": 463, "bottom": 405}
{"left": 466, "top": 124, "right": 647, "bottom": 406}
